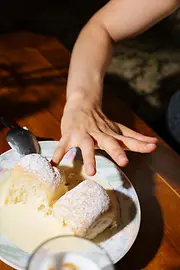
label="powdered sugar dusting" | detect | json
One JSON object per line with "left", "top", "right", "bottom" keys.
{"left": 18, "top": 154, "right": 64, "bottom": 188}
{"left": 54, "top": 180, "right": 112, "bottom": 233}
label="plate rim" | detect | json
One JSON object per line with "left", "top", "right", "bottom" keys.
{"left": 0, "top": 140, "right": 141, "bottom": 269}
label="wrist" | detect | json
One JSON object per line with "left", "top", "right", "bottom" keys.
{"left": 65, "top": 92, "right": 101, "bottom": 112}
{"left": 66, "top": 84, "right": 102, "bottom": 106}
{"left": 66, "top": 70, "right": 103, "bottom": 105}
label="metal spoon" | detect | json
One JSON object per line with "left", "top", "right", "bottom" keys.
{"left": 0, "top": 117, "right": 40, "bottom": 156}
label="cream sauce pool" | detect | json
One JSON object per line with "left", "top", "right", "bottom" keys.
{"left": 0, "top": 163, "right": 118, "bottom": 253}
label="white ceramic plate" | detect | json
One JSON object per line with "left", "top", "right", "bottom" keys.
{"left": 0, "top": 141, "right": 141, "bottom": 269}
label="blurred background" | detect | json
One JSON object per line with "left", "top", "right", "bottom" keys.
{"left": 0, "top": 0, "right": 180, "bottom": 152}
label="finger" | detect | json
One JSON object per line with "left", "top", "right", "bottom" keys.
{"left": 51, "top": 139, "right": 67, "bottom": 165}
{"left": 94, "top": 133, "right": 128, "bottom": 167}
{"left": 117, "top": 124, "right": 158, "bottom": 144}
{"left": 80, "top": 137, "right": 96, "bottom": 176}
{"left": 116, "top": 135, "right": 157, "bottom": 153}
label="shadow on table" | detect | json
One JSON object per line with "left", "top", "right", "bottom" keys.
{"left": 115, "top": 153, "right": 164, "bottom": 270}
{"left": 149, "top": 143, "right": 180, "bottom": 190}
{"left": 0, "top": 60, "right": 68, "bottom": 129}
{"left": 37, "top": 136, "right": 54, "bottom": 142}
{"left": 102, "top": 79, "right": 164, "bottom": 270}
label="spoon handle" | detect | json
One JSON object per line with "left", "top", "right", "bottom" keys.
{"left": 0, "top": 117, "right": 13, "bottom": 129}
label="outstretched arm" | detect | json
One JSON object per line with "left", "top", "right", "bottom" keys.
{"left": 53, "top": 0, "right": 179, "bottom": 175}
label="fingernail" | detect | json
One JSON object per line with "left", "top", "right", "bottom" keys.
{"left": 87, "top": 164, "right": 95, "bottom": 175}
{"left": 147, "top": 143, "right": 156, "bottom": 149}
{"left": 118, "top": 155, "right": 128, "bottom": 165}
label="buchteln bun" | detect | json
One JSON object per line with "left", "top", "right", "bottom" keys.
{"left": 4, "top": 154, "right": 66, "bottom": 214}
{"left": 53, "top": 179, "right": 115, "bottom": 239}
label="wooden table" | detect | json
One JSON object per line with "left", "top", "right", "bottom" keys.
{"left": 0, "top": 33, "right": 180, "bottom": 270}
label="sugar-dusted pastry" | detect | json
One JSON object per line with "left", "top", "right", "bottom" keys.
{"left": 4, "top": 154, "right": 67, "bottom": 213}
{"left": 53, "top": 179, "right": 115, "bottom": 239}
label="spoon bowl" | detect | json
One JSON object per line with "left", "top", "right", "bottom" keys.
{"left": 6, "top": 126, "right": 40, "bottom": 156}
{"left": 0, "top": 117, "right": 40, "bottom": 156}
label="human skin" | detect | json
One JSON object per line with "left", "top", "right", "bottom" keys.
{"left": 52, "top": 0, "right": 180, "bottom": 175}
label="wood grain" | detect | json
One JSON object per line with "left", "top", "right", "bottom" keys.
{"left": 0, "top": 32, "right": 180, "bottom": 270}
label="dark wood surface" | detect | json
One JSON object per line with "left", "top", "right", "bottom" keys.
{"left": 0, "top": 33, "right": 180, "bottom": 270}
